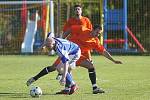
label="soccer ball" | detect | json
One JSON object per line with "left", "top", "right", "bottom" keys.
{"left": 30, "top": 86, "right": 42, "bottom": 97}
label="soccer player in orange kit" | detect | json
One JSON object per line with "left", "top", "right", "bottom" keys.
{"left": 58, "top": 5, "right": 122, "bottom": 94}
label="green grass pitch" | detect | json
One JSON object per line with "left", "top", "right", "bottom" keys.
{"left": 0, "top": 55, "right": 150, "bottom": 100}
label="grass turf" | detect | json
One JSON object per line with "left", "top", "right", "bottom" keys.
{"left": 0, "top": 55, "right": 150, "bottom": 100}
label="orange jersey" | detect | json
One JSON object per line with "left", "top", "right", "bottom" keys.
{"left": 63, "top": 16, "right": 92, "bottom": 41}
{"left": 63, "top": 16, "right": 92, "bottom": 32}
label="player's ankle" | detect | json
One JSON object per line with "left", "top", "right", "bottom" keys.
{"left": 92, "top": 84, "right": 98, "bottom": 90}
{"left": 33, "top": 77, "right": 37, "bottom": 81}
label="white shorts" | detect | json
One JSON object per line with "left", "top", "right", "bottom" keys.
{"left": 56, "top": 48, "right": 81, "bottom": 70}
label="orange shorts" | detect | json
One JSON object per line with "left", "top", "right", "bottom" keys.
{"left": 76, "top": 49, "right": 92, "bottom": 66}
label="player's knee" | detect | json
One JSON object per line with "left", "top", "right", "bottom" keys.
{"left": 90, "top": 60, "right": 94, "bottom": 64}
{"left": 46, "top": 66, "right": 56, "bottom": 72}
{"left": 56, "top": 67, "right": 64, "bottom": 74}
{"left": 88, "top": 68, "right": 95, "bottom": 73}
{"left": 87, "top": 62, "right": 94, "bottom": 69}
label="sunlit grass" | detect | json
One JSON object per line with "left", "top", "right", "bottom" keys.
{"left": 0, "top": 55, "right": 150, "bottom": 100}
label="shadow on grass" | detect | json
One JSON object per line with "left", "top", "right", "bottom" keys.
{"left": 0, "top": 92, "right": 29, "bottom": 98}
{"left": 0, "top": 92, "right": 64, "bottom": 98}
{"left": 42, "top": 93, "right": 66, "bottom": 96}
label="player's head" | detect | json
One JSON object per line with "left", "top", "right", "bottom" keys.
{"left": 45, "top": 37, "right": 55, "bottom": 50}
{"left": 91, "top": 24, "right": 103, "bottom": 37}
{"left": 74, "top": 4, "right": 82, "bottom": 16}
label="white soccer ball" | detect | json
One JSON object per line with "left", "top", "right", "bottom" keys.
{"left": 30, "top": 86, "right": 42, "bottom": 97}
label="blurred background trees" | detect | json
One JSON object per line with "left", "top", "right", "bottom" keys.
{"left": 0, "top": 0, "right": 149, "bottom": 54}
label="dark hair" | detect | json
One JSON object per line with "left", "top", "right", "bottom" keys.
{"left": 74, "top": 4, "right": 82, "bottom": 9}
{"left": 93, "top": 24, "right": 102, "bottom": 30}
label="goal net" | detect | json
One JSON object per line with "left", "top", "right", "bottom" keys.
{"left": 0, "top": 1, "right": 51, "bottom": 54}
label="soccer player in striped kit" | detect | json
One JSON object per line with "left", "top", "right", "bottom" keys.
{"left": 27, "top": 36, "right": 81, "bottom": 95}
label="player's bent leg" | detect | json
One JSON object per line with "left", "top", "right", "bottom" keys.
{"left": 78, "top": 59, "right": 94, "bottom": 69}
{"left": 26, "top": 65, "right": 56, "bottom": 86}
{"left": 79, "top": 59, "right": 105, "bottom": 94}
{"left": 33, "top": 65, "right": 56, "bottom": 80}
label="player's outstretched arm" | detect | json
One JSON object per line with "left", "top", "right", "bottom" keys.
{"left": 102, "top": 50, "right": 122, "bottom": 64}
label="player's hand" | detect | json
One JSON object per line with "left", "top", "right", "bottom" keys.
{"left": 59, "top": 78, "right": 65, "bottom": 86}
{"left": 114, "top": 60, "right": 122, "bottom": 64}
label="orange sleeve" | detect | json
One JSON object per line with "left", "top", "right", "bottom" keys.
{"left": 93, "top": 38, "right": 105, "bottom": 54}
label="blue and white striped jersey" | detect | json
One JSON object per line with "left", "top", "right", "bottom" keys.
{"left": 53, "top": 38, "right": 79, "bottom": 64}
